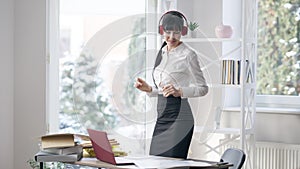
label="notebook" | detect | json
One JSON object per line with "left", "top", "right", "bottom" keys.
{"left": 87, "top": 128, "right": 135, "bottom": 165}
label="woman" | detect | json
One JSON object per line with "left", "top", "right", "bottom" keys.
{"left": 134, "top": 11, "right": 208, "bottom": 159}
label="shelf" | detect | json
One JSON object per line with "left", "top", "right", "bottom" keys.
{"left": 207, "top": 83, "right": 256, "bottom": 88}
{"left": 256, "top": 107, "right": 300, "bottom": 115}
{"left": 181, "top": 37, "right": 242, "bottom": 43}
{"left": 164, "top": 1, "right": 257, "bottom": 167}
{"left": 194, "top": 126, "right": 254, "bottom": 135}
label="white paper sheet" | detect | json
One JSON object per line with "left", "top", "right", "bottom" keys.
{"left": 125, "top": 156, "right": 212, "bottom": 169}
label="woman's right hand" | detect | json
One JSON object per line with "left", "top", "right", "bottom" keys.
{"left": 134, "top": 77, "right": 152, "bottom": 93}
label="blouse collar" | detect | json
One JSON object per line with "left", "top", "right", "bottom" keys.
{"left": 162, "top": 41, "right": 185, "bottom": 53}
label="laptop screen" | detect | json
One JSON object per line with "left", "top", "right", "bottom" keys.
{"left": 87, "top": 129, "right": 117, "bottom": 165}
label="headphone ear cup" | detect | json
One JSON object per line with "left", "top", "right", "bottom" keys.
{"left": 159, "top": 25, "right": 164, "bottom": 35}
{"left": 181, "top": 26, "right": 188, "bottom": 36}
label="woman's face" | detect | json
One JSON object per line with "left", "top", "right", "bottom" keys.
{"left": 163, "top": 29, "right": 182, "bottom": 50}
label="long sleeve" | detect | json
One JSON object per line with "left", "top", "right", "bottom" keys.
{"left": 181, "top": 51, "right": 208, "bottom": 98}
{"left": 147, "top": 85, "right": 159, "bottom": 97}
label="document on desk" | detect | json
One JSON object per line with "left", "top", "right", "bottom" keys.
{"left": 125, "top": 156, "right": 212, "bottom": 168}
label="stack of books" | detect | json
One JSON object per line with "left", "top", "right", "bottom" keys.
{"left": 34, "top": 133, "right": 89, "bottom": 162}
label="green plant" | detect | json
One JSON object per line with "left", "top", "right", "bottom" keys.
{"left": 27, "top": 158, "right": 66, "bottom": 169}
{"left": 188, "top": 21, "right": 199, "bottom": 31}
{"left": 257, "top": 0, "right": 300, "bottom": 95}
{"left": 27, "top": 159, "right": 39, "bottom": 169}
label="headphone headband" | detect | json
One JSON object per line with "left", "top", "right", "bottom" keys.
{"left": 158, "top": 11, "right": 189, "bottom": 36}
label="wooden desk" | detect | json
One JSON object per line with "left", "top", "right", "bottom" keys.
{"left": 39, "top": 157, "right": 231, "bottom": 169}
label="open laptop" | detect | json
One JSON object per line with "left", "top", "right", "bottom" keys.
{"left": 87, "top": 128, "right": 135, "bottom": 165}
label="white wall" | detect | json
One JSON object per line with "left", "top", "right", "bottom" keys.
{"left": 223, "top": 111, "right": 300, "bottom": 144}
{"left": 14, "top": 0, "right": 47, "bottom": 168}
{"left": 0, "top": 0, "right": 14, "bottom": 168}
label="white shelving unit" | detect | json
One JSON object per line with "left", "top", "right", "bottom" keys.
{"left": 182, "top": 37, "right": 242, "bottom": 42}
{"left": 159, "top": 0, "right": 257, "bottom": 169}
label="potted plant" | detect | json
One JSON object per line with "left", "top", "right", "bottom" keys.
{"left": 27, "top": 159, "right": 40, "bottom": 169}
{"left": 188, "top": 21, "right": 199, "bottom": 37}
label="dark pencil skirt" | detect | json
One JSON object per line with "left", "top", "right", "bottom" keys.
{"left": 149, "top": 94, "right": 194, "bottom": 159}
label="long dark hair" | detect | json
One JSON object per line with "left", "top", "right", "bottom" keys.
{"left": 152, "top": 11, "right": 186, "bottom": 88}
{"left": 152, "top": 41, "right": 167, "bottom": 88}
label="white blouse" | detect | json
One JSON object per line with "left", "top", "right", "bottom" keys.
{"left": 148, "top": 42, "right": 208, "bottom": 98}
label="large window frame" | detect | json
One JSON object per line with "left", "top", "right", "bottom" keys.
{"left": 256, "top": 0, "right": 300, "bottom": 111}
{"left": 46, "top": 0, "right": 60, "bottom": 132}
{"left": 46, "top": 0, "right": 161, "bottom": 156}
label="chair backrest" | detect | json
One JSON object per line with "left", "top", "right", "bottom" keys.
{"left": 220, "top": 148, "right": 246, "bottom": 169}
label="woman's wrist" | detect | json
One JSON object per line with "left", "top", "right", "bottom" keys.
{"left": 147, "top": 86, "right": 152, "bottom": 93}
{"left": 179, "top": 88, "right": 183, "bottom": 97}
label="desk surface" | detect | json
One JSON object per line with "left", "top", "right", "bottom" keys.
{"left": 74, "top": 158, "right": 136, "bottom": 168}
{"left": 72, "top": 157, "right": 232, "bottom": 169}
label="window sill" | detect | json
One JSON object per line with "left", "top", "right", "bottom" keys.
{"left": 223, "top": 107, "right": 300, "bottom": 115}
{"left": 256, "top": 107, "right": 300, "bottom": 115}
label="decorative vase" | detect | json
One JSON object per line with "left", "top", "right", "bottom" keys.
{"left": 186, "top": 31, "right": 197, "bottom": 38}
{"left": 215, "top": 24, "right": 233, "bottom": 38}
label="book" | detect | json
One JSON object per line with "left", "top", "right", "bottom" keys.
{"left": 40, "top": 133, "right": 90, "bottom": 149}
{"left": 34, "top": 151, "right": 83, "bottom": 162}
{"left": 222, "top": 60, "right": 226, "bottom": 84}
{"left": 42, "top": 145, "right": 83, "bottom": 155}
{"left": 234, "top": 60, "right": 241, "bottom": 85}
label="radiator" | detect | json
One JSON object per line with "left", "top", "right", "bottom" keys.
{"left": 223, "top": 141, "right": 300, "bottom": 169}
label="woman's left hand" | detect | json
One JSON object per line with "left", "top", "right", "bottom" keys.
{"left": 162, "top": 84, "right": 182, "bottom": 97}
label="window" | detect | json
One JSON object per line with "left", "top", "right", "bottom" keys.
{"left": 47, "top": 0, "right": 156, "bottom": 156}
{"left": 257, "top": 0, "right": 300, "bottom": 108}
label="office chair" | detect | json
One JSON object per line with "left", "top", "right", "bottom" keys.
{"left": 220, "top": 148, "right": 246, "bottom": 169}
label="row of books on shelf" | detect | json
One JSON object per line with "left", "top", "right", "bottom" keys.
{"left": 221, "top": 59, "right": 253, "bottom": 85}
{"left": 34, "top": 132, "right": 127, "bottom": 163}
